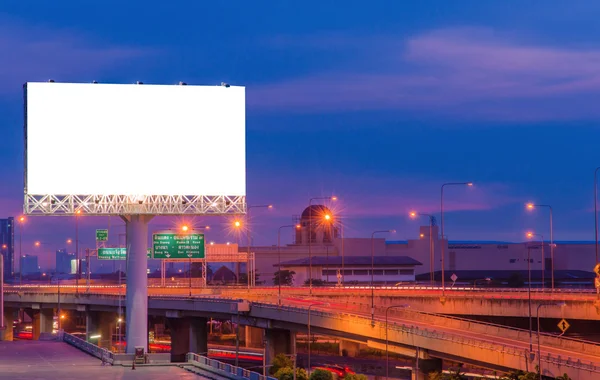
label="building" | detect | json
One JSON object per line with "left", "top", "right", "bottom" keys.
{"left": 277, "top": 256, "right": 422, "bottom": 286}
{"left": 21, "top": 255, "right": 39, "bottom": 275}
{"left": 56, "top": 249, "right": 76, "bottom": 274}
{"left": 243, "top": 205, "right": 597, "bottom": 286}
{"left": 0, "top": 217, "right": 15, "bottom": 279}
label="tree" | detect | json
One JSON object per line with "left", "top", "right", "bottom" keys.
{"left": 309, "top": 369, "right": 333, "bottom": 380}
{"left": 240, "top": 270, "right": 261, "bottom": 285}
{"left": 274, "top": 367, "right": 308, "bottom": 380}
{"left": 270, "top": 354, "right": 293, "bottom": 375}
{"left": 191, "top": 262, "right": 213, "bottom": 278}
{"left": 343, "top": 374, "right": 367, "bottom": 380}
{"left": 555, "top": 374, "right": 572, "bottom": 380}
{"left": 273, "top": 270, "right": 296, "bottom": 286}
{"left": 304, "top": 279, "right": 326, "bottom": 287}
{"left": 507, "top": 273, "right": 525, "bottom": 288}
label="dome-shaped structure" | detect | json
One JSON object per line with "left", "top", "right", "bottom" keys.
{"left": 295, "top": 205, "right": 338, "bottom": 245}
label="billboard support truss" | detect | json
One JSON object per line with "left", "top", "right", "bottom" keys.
{"left": 24, "top": 194, "right": 246, "bottom": 215}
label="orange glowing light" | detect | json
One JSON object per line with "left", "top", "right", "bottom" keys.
{"left": 296, "top": 224, "right": 301, "bottom": 229}
{"left": 467, "top": 182, "right": 473, "bottom": 187}
{"left": 234, "top": 220, "right": 241, "bottom": 228}
{"left": 60, "top": 315, "right": 65, "bottom": 319}
{"left": 181, "top": 225, "right": 189, "bottom": 232}
{"left": 19, "top": 216, "right": 25, "bottom": 222}
{"left": 205, "top": 226, "right": 210, "bottom": 230}
{"left": 409, "top": 211, "right": 417, "bottom": 218}
{"left": 526, "top": 203, "right": 535, "bottom": 210}
{"left": 419, "top": 233, "right": 425, "bottom": 238}
{"left": 66, "top": 239, "right": 72, "bottom": 244}
{"left": 526, "top": 232, "right": 534, "bottom": 239}
{"left": 75, "top": 210, "right": 81, "bottom": 215}
{"left": 34, "top": 241, "right": 40, "bottom": 247}
{"left": 331, "top": 196, "right": 338, "bottom": 201}
{"left": 268, "top": 205, "right": 273, "bottom": 209}
{"left": 324, "top": 214, "right": 331, "bottom": 221}
{"left": 1, "top": 244, "right": 6, "bottom": 249}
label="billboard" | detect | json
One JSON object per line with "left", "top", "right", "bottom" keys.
{"left": 24, "top": 82, "right": 246, "bottom": 215}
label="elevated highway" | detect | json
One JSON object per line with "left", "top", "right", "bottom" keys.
{"left": 3, "top": 288, "right": 600, "bottom": 379}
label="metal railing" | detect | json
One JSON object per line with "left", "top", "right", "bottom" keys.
{"left": 61, "top": 331, "right": 114, "bottom": 365}
{"left": 186, "top": 352, "right": 275, "bottom": 380}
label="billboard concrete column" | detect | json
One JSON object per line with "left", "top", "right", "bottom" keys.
{"left": 123, "top": 214, "right": 153, "bottom": 354}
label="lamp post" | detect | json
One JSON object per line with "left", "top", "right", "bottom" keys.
{"left": 537, "top": 302, "right": 566, "bottom": 377}
{"left": 595, "top": 167, "right": 600, "bottom": 266}
{"left": 308, "top": 197, "right": 337, "bottom": 293}
{"left": 307, "top": 302, "right": 329, "bottom": 375}
{"left": 526, "top": 203, "right": 554, "bottom": 290}
{"left": 278, "top": 224, "right": 300, "bottom": 306}
{"left": 527, "top": 232, "right": 545, "bottom": 288}
{"left": 182, "top": 225, "right": 209, "bottom": 297}
{"left": 440, "top": 182, "right": 472, "bottom": 297}
{"left": 409, "top": 212, "right": 435, "bottom": 285}
{"left": 371, "top": 230, "right": 395, "bottom": 322}
{"left": 385, "top": 304, "right": 410, "bottom": 380}
{"left": 18, "top": 216, "right": 25, "bottom": 287}
{"left": 246, "top": 205, "right": 273, "bottom": 288}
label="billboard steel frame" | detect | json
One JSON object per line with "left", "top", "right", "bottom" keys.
{"left": 24, "top": 194, "right": 246, "bottom": 215}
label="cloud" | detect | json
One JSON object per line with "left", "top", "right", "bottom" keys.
{"left": 249, "top": 28, "right": 600, "bottom": 121}
{"left": 0, "top": 17, "right": 151, "bottom": 94}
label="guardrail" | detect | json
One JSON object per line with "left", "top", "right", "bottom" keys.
{"left": 186, "top": 352, "right": 276, "bottom": 380}
{"left": 61, "top": 331, "right": 114, "bottom": 365}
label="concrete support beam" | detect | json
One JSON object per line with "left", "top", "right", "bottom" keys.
{"left": 245, "top": 326, "right": 263, "bottom": 348}
{"left": 0, "top": 308, "right": 14, "bottom": 341}
{"left": 265, "top": 329, "right": 295, "bottom": 367}
{"left": 339, "top": 340, "right": 361, "bottom": 357}
{"left": 32, "top": 308, "right": 54, "bottom": 340}
{"left": 86, "top": 311, "right": 116, "bottom": 349}
{"left": 168, "top": 317, "right": 208, "bottom": 363}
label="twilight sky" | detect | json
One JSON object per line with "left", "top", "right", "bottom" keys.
{"left": 1, "top": 1, "right": 600, "bottom": 266}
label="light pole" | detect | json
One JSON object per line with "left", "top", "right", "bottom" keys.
{"left": 440, "top": 182, "right": 472, "bottom": 297}
{"left": 246, "top": 205, "right": 273, "bottom": 288}
{"left": 371, "top": 230, "right": 395, "bottom": 322}
{"left": 595, "top": 167, "right": 600, "bottom": 266}
{"left": 385, "top": 304, "right": 410, "bottom": 380}
{"left": 526, "top": 203, "right": 555, "bottom": 290}
{"left": 527, "top": 232, "right": 545, "bottom": 288}
{"left": 536, "top": 302, "right": 566, "bottom": 377}
{"left": 277, "top": 224, "right": 300, "bottom": 306}
{"left": 308, "top": 196, "right": 337, "bottom": 293}
{"left": 524, "top": 239, "right": 536, "bottom": 359}
{"left": 307, "top": 302, "right": 329, "bottom": 375}
{"left": 18, "top": 216, "right": 25, "bottom": 287}
{"left": 409, "top": 212, "right": 435, "bottom": 285}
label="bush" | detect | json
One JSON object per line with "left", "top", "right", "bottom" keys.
{"left": 343, "top": 374, "right": 367, "bottom": 380}
{"left": 270, "top": 353, "right": 293, "bottom": 375}
{"left": 304, "top": 279, "right": 326, "bottom": 287}
{"left": 309, "top": 369, "right": 333, "bottom": 380}
{"left": 274, "top": 367, "right": 308, "bottom": 380}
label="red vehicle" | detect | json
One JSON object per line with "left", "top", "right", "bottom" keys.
{"left": 312, "top": 364, "right": 355, "bottom": 379}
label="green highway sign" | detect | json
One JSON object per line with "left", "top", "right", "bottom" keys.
{"left": 152, "top": 232, "right": 205, "bottom": 259}
{"left": 97, "top": 247, "right": 152, "bottom": 260}
{"left": 96, "top": 229, "right": 108, "bottom": 242}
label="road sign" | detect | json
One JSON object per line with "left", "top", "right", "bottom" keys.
{"left": 97, "top": 247, "right": 152, "bottom": 260}
{"left": 152, "top": 232, "right": 205, "bottom": 259}
{"left": 451, "top": 273, "right": 458, "bottom": 282}
{"left": 96, "top": 229, "right": 108, "bottom": 241}
{"left": 558, "top": 319, "right": 570, "bottom": 333}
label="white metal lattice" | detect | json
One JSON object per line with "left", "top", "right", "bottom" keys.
{"left": 24, "top": 194, "right": 246, "bottom": 215}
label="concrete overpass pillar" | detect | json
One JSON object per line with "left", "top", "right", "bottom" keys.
{"left": 339, "top": 340, "right": 361, "bottom": 357}
{"left": 0, "top": 308, "right": 14, "bottom": 341}
{"left": 86, "top": 311, "right": 116, "bottom": 349}
{"left": 168, "top": 317, "right": 208, "bottom": 363}
{"left": 123, "top": 214, "right": 153, "bottom": 354}
{"left": 32, "top": 308, "right": 54, "bottom": 340}
{"left": 264, "top": 329, "right": 295, "bottom": 367}
{"left": 245, "top": 326, "right": 263, "bottom": 348}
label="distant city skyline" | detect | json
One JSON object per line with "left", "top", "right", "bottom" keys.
{"left": 2, "top": 1, "right": 600, "bottom": 262}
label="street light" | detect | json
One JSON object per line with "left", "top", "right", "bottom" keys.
{"left": 307, "top": 302, "right": 330, "bottom": 375}
{"left": 440, "top": 182, "right": 472, "bottom": 298}
{"left": 526, "top": 232, "right": 545, "bottom": 289}
{"left": 409, "top": 211, "right": 435, "bottom": 285}
{"left": 277, "top": 224, "right": 301, "bottom": 306}
{"left": 246, "top": 204, "right": 273, "bottom": 289}
{"left": 371, "top": 230, "right": 395, "bottom": 323}
{"left": 308, "top": 196, "right": 337, "bottom": 293}
{"left": 18, "top": 216, "right": 25, "bottom": 287}
{"left": 537, "top": 302, "right": 566, "bottom": 377}
{"left": 385, "top": 304, "right": 410, "bottom": 380}
{"left": 184, "top": 225, "right": 209, "bottom": 297}
{"left": 526, "top": 203, "right": 555, "bottom": 290}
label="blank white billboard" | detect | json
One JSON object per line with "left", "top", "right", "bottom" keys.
{"left": 24, "top": 82, "right": 245, "bottom": 197}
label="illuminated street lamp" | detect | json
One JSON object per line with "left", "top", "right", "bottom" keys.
{"left": 409, "top": 211, "right": 435, "bottom": 285}
{"left": 526, "top": 231, "right": 545, "bottom": 288}
{"left": 308, "top": 196, "right": 337, "bottom": 293}
{"left": 440, "top": 182, "right": 472, "bottom": 298}
{"left": 245, "top": 204, "right": 273, "bottom": 289}
{"left": 526, "top": 203, "right": 555, "bottom": 290}
{"left": 371, "top": 230, "right": 395, "bottom": 323}
{"left": 277, "top": 224, "right": 301, "bottom": 307}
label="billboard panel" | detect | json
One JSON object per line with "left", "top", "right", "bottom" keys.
{"left": 24, "top": 82, "right": 246, "bottom": 215}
